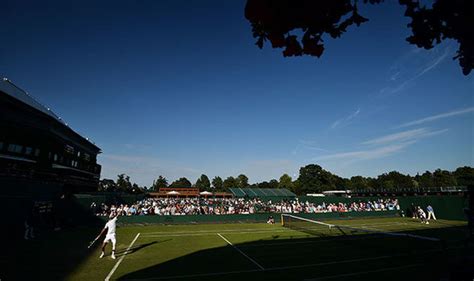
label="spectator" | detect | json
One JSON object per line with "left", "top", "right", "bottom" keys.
{"left": 93, "top": 197, "right": 400, "bottom": 217}
{"left": 267, "top": 215, "right": 275, "bottom": 224}
{"left": 426, "top": 205, "right": 437, "bottom": 220}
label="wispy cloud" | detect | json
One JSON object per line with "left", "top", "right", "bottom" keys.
{"left": 380, "top": 44, "right": 451, "bottom": 97}
{"left": 314, "top": 127, "right": 448, "bottom": 162}
{"left": 331, "top": 108, "right": 360, "bottom": 129}
{"left": 362, "top": 128, "right": 448, "bottom": 145}
{"left": 397, "top": 107, "right": 474, "bottom": 128}
{"left": 313, "top": 142, "right": 414, "bottom": 161}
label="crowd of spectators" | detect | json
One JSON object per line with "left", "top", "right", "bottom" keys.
{"left": 91, "top": 197, "right": 399, "bottom": 217}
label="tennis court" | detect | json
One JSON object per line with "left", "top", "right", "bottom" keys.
{"left": 54, "top": 216, "right": 471, "bottom": 281}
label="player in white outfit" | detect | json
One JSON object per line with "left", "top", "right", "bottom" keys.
{"left": 95, "top": 212, "right": 119, "bottom": 259}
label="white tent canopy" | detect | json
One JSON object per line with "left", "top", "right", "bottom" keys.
{"left": 200, "top": 191, "right": 213, "bottom": 195}
{"left": 166, "top": 191, "right": 180, "bottom": 195}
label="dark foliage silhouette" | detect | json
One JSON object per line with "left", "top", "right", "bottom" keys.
{"left": 245, "top": 0, "right": 473, "bottom": 75}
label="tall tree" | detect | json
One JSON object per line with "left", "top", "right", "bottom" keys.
{"left": 278, "top": 174, "right": 293, "bottom": 189}
{"left": 152, "top": 175, "right": 168, "bottom": 191}
{"left": 268, "top": 179, "right": 279, "bottom": 189}
{"left": 195, "top": 174, "right": 211, "bottom": 191}
{"left": 453, "top": 166, "right": 474, "bottom": 186}
{"left": 375, "top": 171, "right": 415, "bottom": 189}
{"left": 350, "top": 176, "right": 370, "bottom": 190}
{"left": 212, "top": 176, "right": 224, "bottom": 191}
{"left": 432, "top": 169, "right": 457, "bottom": 187}
{"left": 237, "top": 174, "right": 250, "bottom": 188}
{"left": 223, "top": 176, "right": 238, "bottom": 190}
{"left": 116, "top": 173, "right": 132, "bottom": 191}
{"left": 169, "top": 177, "right": 192, "bottom": 188}
{"left": 296, "top": 164, "right": 336, "bottom": 194}
{"left": 415, "top": 171, "right": 434, "bottom": 188}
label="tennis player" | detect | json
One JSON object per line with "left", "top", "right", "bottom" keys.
{"left": 95, "top": 211, "right": 119, "bottom": 259}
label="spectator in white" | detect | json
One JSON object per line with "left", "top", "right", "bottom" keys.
{"left": 417, "top": 206, "right": 429, "bottom": 224}
{"left": 267, "top": 215, "right": 275, "bottom": 224}
{"left": 426, "top": 205, "right": 436, "bottom": 220}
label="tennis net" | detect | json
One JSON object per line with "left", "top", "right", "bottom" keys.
{"left": 281, "top": 214, "right": 441, "bottom": 242}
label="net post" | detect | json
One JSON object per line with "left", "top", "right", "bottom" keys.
{"left": 281, "top": 214, "right": 284, "bottom": 226}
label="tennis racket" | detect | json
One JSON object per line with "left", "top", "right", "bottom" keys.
{"left": 87, "top": 237, "right": 99, "bottom": 248}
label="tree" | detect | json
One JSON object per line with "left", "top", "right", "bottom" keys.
{"left": 376, "top": 171, "right": 414, "bottom": 189}
{"left": 453, "top": 166, "right": 474, "bottom": 186}
{"left": 278, "top": 174, "right": 293, "bottom": 189}
{"left": 333, "top": 175, "right": 350, "bottom": 190}
{"left": 296, "top": 164, "right": 336, "bottom": 194}
{"left": 236, "top": 174, "right": 250, "bottom": 188}
{"left": 257, "top": 181, "right": 271, "bottom": 189}
{"left": 195, "top": 174, "right": 211, "bottom": 191}
{"left": 152, "top": 175, "right": 168, "bottom": 191}
{"left": 415, "top": 171, "right": 434, "bottom": 188}
{"left": 212, "top": 176, "right": 224, "bottom": 191}
{"left": 350, "top": 176, "right": 370, "bottom": 190}
{"left": 169, "top": 177, "right": 192, "bottom": 188}
{"left": 116, "top": 173, "right": 132, "bottom": 191}
{"left": 432, "top": 169, "right": 456, "bottom": 187}
{"left": 245, "top": 0, "right": 473, "bottom": 75}
{"left": 268, "top": 179, "right": 279, "bottom": 189}
{"left": 99, "top": 178, "right": 116, "bottom": 191}
{"left": 223, "top": 176, "right": 238, "bottom": 190}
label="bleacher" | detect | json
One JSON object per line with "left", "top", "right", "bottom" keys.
{"left": 228, "top": 187, "right": 296, "bottom": 198}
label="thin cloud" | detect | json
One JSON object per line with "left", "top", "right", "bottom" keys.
{"left": 397, "top": 107, "right": 474, "bottom": 128}
{"left": 315, "top": 127, "right": 448, "bottom": 162}
{"left": 362, "top": 128, "right": 448, "bottom": 145}
{"left": 331, "top": 108, "right": 360, "bottom": 129}
{"left": 313, "top": 142, "right": 414, "bottom": 161}
{"left": 380, "top": 44, "right": 451, "bottom": 97}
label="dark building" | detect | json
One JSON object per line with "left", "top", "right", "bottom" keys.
{"left": 0, "top": 78, "right": 101, "bottom": 193}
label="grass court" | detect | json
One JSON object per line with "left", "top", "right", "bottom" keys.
{"left": 11, "top": 217, "right": 473, "bottom": 281}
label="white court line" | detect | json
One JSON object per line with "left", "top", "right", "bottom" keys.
{"left": 304, "top": 263, "right": 424, "bottom": 280}
{"left": 105, "top": 233, "right": 141, "bottom": 281}
{"left": 217, "top": 233, "right": 265, "bottom": 270}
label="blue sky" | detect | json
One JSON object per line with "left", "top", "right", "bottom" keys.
{"left": 2, "top": 1, "right": 472, "bottom": 186}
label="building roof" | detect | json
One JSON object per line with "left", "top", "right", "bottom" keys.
{"left": 0, "top": 78, "right": 100, "bottom": 151}
{"left": 0, "top": 78, "right": 63, "bottom": 123}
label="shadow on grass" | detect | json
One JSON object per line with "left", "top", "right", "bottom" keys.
{"left": 4, "top": 194, "right": 105, "bottom": 281}
{"left": 117, "top": 225, "right": 474, "bottom": 281}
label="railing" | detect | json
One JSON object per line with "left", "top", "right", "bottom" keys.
{"left": 350, "top": 186, "right": 467, "bottom": 194}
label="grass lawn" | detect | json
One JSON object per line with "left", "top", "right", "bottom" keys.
{"left": 8, "top": 217, "right": 473, "bottom": 281}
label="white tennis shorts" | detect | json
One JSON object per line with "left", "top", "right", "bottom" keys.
{"left": 104, "top": 234, "right": 116, "bottom": 247}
